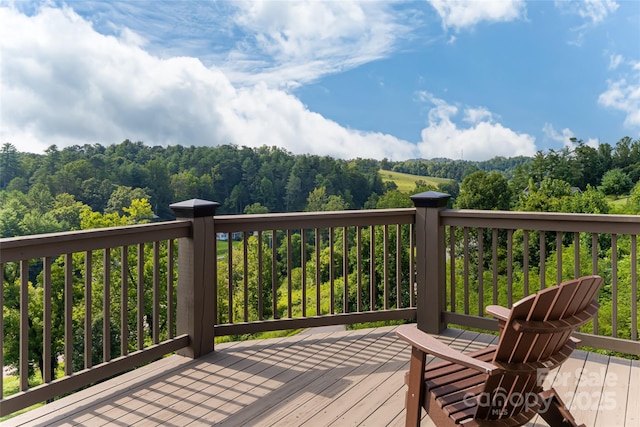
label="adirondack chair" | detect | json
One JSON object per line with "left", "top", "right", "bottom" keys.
{"left": 396, "top": 275, "right": 603, "bottom": 427}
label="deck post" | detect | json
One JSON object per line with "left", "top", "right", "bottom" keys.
{"left": 170, "top": 199, "right": 220, "bottom": 358}
{"left": 411, "top": 191, "right": 451, "bottom": 334}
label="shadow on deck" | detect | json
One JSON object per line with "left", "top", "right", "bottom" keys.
{"left": 4, "top": 326, "right": 639, "bottom": 427}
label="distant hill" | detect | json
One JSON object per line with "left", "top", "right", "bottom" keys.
{"left": 379, "top": 169, "right": 452, "bottom": 193}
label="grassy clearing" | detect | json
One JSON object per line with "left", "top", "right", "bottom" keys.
{"left": 1, "top": 373, "right": 47, "bottom": 421}
{"left": 608, "top": 196, "right": 630, "bottom": 206}
{"left": 347, "top": 319, "right": 409, "bottom": 330}
{"left": 379, "top": 169, "right": 451, "bottom": 193}
{"left": 607, "top": 196, "right": 635, "bottom": 214}
{"left": 2, "top": 374, "right": 21, "bottom": 402}
{"left": 216, "top": 239, "right": 242, "bottom": 259}
{"left": 214, "top": 328, "right": 302, "bottom": 344}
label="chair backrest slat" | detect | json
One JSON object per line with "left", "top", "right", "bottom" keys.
{"left": 496, "top": 296, "right": 535, "bottom": 363}
{"left": 475, "top": 275, "right": 603, "bottom": 421}
{"left": 535, "top": 279, "right": 581, "bottom": 360}
{"left": 523, "top": 289, "right": 561, "bottom": 362}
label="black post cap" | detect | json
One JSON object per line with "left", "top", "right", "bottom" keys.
{"left": 170, "top": 199, "right": 221, "bottom": 218}
{"left": 410, "top": 191, "right": 451, "bottom": 208}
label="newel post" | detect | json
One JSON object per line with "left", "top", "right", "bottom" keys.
{"left": 410, "top": 191, "right": 451, "bottom": 334}
{"left": 170, "top": 199, "right": 220, "bottom": 358}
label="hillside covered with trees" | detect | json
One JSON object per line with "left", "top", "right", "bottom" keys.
{"left": 1, "top": 136, "right": 639, "bottom": 239}
{"left": 0, "top": 141, "right": 389, "bottom": 237}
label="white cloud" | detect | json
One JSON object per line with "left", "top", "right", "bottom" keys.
{"left": 608, "top": 54, "right": 623, "bottom": 70}
{"left": 599, "top": 52, "right": 639, "bottom": 133}
{"left": 555, "top": 0, "right": 619, "bottom": 46}
{"left": 554, "top": 0, "right": 618, "bottom": 24}
{"left": 599, "top": 77, "right": 640, "bottom": 129}
{"left": 464, "top": 107, "right": 493, "bottom": 124}
{"left": 416, "top": 93, "right": 536, "bottom": 161}
{"left": 427, "top": 0, "right": 526, "bottom": 32}
{"left": 542, "top": 123, "right": 599, "bottom": 150}
{"left": 21, "top": 1, "right": 411, "bottom": 89}
{"left": 0, "top": 5, "right": 417, "bottom": 160}
{"left": 220, "top": 83, "right": 417, "bottom": 160}
{"left": 223, "top": 0, "right": 410, "bottom": 87}
{"left": 543, "top": 123, "right": 573, "bottom": 146}
{"left": 574, "top": 0, "right": 619, "bottom": 24}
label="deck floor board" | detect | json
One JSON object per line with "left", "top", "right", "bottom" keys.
{"left": 4, "top": 327, "right": 638, "bottom": 427}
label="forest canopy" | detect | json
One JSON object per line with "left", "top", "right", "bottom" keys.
{"left": 1, "top": 136, "right": 639, "bottom": 238}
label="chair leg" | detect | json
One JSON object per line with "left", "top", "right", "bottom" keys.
{"left": 405, "top": 346, "right": 426, "bottom": 427}
{"left": 536, "top": 389, "right": 585, "bottom": 427}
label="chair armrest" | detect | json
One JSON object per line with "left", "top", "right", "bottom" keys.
{"left": 486, "top": 305, "right": 509, "bottom": 321}
{"left": 396, "top": 325, "right": 501, "bottom": 375}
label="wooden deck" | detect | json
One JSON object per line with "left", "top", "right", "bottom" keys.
{"left": 4, "top": 326, "right": 639, "bottom": 427}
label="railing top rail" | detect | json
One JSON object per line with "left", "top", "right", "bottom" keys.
{"left": 0, "top": 220, "right": 192, "bottom": 263}
{"left": 214, "top": 208, "right": 416, "bottom": 232}
{"left": 441, "top": 209, "right": 640, "bottom": 234}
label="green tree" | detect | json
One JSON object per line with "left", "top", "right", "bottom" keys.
{"left": 144, "top": 158, "right": 172, "bottom": 218}
{"left": 285, "top": 173, "right": 303, "bottom": 211}
{"left": 80, "top": 178, "right": 114, "bottom": 212}
{"left": 437, "top": 180, "right": 459, "bottom": 201}
{"left": 26, "top": 183, "right": 55, "bottom": 214}
{"left": 0, "top": 191, "right": 28, "bottom": 237}
{"left": 6, "top": 177, "right": 28, "bottom": 192}
{"left": 244, "top": 203, "right": 269, "bottom": 214}
{"left": 412, "top": 180, "right": 437, "bottom": 194}
{"left": 600, "top": 168, "right": 633, "bottom": 197}
{"left": 52, "top": 159, "right": 94, "bottom": 196}
{"left": 456, "top": 171, "right": 512, "bottom": 210}
{"left": 105, "top": 186, "right": 151, "bottom": 215}
{"left": 0, "top": 143, "right": 21, "bottom": 189}
{"left": 258, "top": 177, "right": 276, "bottom": 209}
{"left": 569, "top": 185, "right": 609, "bottom": 214}
{"left": 51, "top": 193, "right": 89, "bottom": 230}
{"left": 627, "top": 181, "right": 640, "bottom": 214}
{"left": 508, "top": 162, "right": 532, "bottom": 195}
{"left": 374, "top": 190, "right": 413, "bottom": 209}
{"left": 305, "top": 186, "right": 349, "bottom": 212}
{"left": 573, "top": 140, "right": 605, "bottom": 189}
{"left": 612, "top": 136, "right": 633, "bottom": 169}
{"left": 82, "top": 198, "right": 153, "bottom": 228}
{"left": 170, "top": 171, "right": 199, "bottom": 202}
{"left": 228, "top": 184, "right": 248, "bottom": 214}
{"left": 516, "top": 178, "right": 571, "bottom": 212}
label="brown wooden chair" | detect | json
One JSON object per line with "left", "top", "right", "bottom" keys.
{"left": 396, "top": 275, "right": 603, "bottom": 427}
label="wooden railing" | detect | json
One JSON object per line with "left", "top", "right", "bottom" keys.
{"left": 436, "top": 209, "right": 640, "bottom": 355}
{"left": 1, "top": 192, "right": 638, "bottom": 417}
{"left": 0, "top": 221, "right": 192, "bottom": 416}
{"left": 211, "top": 208, "right": 417, "bottom": 336}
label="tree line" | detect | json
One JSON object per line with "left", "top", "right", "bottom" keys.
{"left": 2, "top": 136, "right": 638, "bottom": 236}
{"left": 387, "top": 137, "right": 640, "bottom": 190}
{"left": 0, "top": 141, "right": 390, "bottom": 237}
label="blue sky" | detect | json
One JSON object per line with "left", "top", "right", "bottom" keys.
{"left": 1, "top": 0, "right": 638, "bottom": 161}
